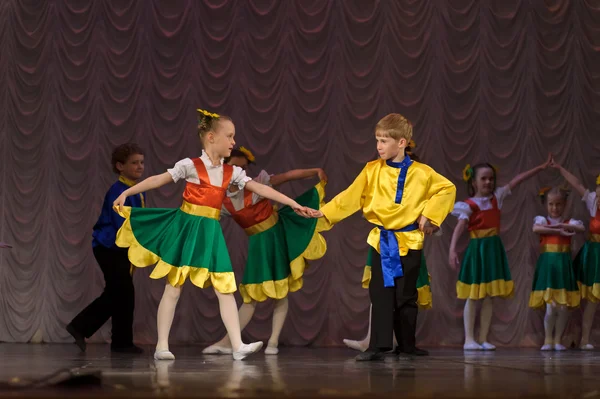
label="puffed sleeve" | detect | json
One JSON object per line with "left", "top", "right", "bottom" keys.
{"left": 230, "top": 165, "right": 253, "bottom": 190}
{"left": 533, "top": 216, "right": 548, "bottom": 227}
{"left": 451, "top": 202, "right": 472, "bottom": 221}
{"left": 167, "top": 158, "right": 193, "bottom": 183}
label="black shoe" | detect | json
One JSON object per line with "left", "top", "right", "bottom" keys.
{"left": 407, "top": 347, "right": 429, "bottom": 356}
{"left": 66, "top": 324, "right": 86, "bottom": 352}
{"left": 355, "top": 350, "right": 384, "bottom": 362}
{"left": 397, "top": 347, "right": 429, "bottom": 360}
{"left": 111, "top": 345, "right": 144, "bottom": 354}
{"left": 393, "top": 347, "right": 404, "bottom": 355}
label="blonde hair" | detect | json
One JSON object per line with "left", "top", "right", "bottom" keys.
{"left": 197, "top": 109, "right": 232, "bottom": 142}
{"left": 540, "top": 186, "right": 570, "bottom": 204}
{"left": 375, "top": 113, "right": 413, "bottom": 141}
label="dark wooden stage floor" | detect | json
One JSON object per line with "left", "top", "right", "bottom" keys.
{"left": 0, "top": 344, "right": 599, "bottom": 398}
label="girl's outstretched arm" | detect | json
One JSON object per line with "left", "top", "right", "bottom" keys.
{"left": 114, "top": 172, "right": 172, "bottom": 210}
{"left": 506, "top": 154, "right": 551, "bottom": 190}
{"left": 551, "top": 162, "right": 587, "bottom": 198}
{"left": 245, "top": 180, "right": 314, "bottom": 218}
{"left": 270, "top": 168, "right": 327, "bottom": 187}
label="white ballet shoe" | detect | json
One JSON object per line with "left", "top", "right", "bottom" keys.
{"left": 540, "top": 344, "right": 554, "bottom": 351}
{"left": 481, "top": 342, "right": 496, "bottom": 351}
{"left": 463, "top": 341, "right": 483, "bottom": 351}
{"left": 343, "top": 339, "right": 368, "bottom": 352}
{"left": 202, "top": 344, "right": 233, "bottom": 355}
{"left": 154, "top": 350, "right": 175, "bottom": 360}
{"left": 233, "top": 342, "right": 263, "bottom": 361}
{"left": 264, "top": 346, "right": 279, "bottom": 355}
{"left": 580, "top": 343, "right": 594, "bottom": 351}
{"left": 554, "top": 343, "right": 567, "bottom": 351}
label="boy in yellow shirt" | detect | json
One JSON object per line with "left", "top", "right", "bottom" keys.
{"left": 314, "top": 114, "right": 456, "bottom": 361}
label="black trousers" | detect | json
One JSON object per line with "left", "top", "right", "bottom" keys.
{"left": 70, "top": 246, "right": 135, "bottom": 347}
{"left": 368, "top": 249, "right": 422, "bottom": 353}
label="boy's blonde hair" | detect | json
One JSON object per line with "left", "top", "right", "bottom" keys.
{"left": 375, "top": 113, "right": 413, "bottom": 141}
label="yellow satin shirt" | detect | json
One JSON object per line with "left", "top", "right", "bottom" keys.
{"left": 320, "top": 159, "right": 456, "bottom": 255}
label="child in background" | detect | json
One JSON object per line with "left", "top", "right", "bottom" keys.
{"left": 67, "top": 143, "right": 146, "bottom": 354}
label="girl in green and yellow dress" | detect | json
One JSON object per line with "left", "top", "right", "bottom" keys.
{"left": 529, "top": 186, "right": 583, "bottom": 351}
{"left": 552, "top": 160, "right": 600, "bottom": 350}
{"left": 112, "top": 110, "right": 317, "bottom": 361}
{"left": 448, "top": 156, "right": 550, "bottom": 351}
{"left": 203, "top": 147, "right": 328, "bottom": 355}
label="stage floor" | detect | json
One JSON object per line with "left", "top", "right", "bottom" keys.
{"left": 0, "top": 344, "right": 599, "bottom": 398}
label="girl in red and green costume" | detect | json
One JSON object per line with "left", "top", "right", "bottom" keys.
{"left": 552, "top": 160, "right": 600, "bottom": 350}
{"left": 529, "top": 187, "right": 583, "bottom": 351}
{"left": 449, "top": 156, "right": 550, "bottom": 351}
{"left": 202, "top": 147, "right": 328, "bottom": 355}
{"left": 112, "top": 110, "right": 317, "bottom": 361}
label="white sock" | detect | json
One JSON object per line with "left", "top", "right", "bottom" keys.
{"left": 543, "top": 304, "right": 557, "bottom": 346}
{"left": 344, "top": 339, "right": 368, "bottom": 352}
{"left": 463, "top": 299, "right": 479, "bottom": 346}
{"left": 554, "top": 306, "right": 569, "bottom": 349}
{"left": 479, "top": 297, "right": 493, "bottom": 344}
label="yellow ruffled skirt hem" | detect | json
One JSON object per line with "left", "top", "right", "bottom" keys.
{"left": 528, "top": 289, "right": 580, "bottom": 309}
{"left": 456, "top": 280, "right": 514, "bottom": 300}
{"left": 579, "top": 282, "right": 600, "bottom": 303}
{"left": 239, "top": 276, "right": 304, "bottom": 304}
{"left": 115, "top": 207, "right": 237, "bottom": 293}
{"left": 417, "top": 285, "right": 433, "bottom": 310}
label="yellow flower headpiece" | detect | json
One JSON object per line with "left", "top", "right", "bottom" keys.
{"left": 538, "top": 186, "right": 551, "bottom": 204}
{"left": 238, "top": 146, "right": 256, "bottom": 163}
{"left": 197, "top": 109, "right": 220, "bottom": 119}
{"left": 462, "top": 164, "right": 473, "bottom": 182}
{"left": 538, "top": 187, "right": 551, "bottom": 197}
{"left": 596, "top": 174, "right": 600, "bottom": 186}
{"left": 406, "top": 139, "right": 416, "bottom": 155}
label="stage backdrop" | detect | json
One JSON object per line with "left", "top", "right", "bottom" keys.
{"left": 1, "top": 0, "right": 600, "bottom": 348}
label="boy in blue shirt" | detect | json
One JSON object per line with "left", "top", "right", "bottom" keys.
{"left": 66, "top": 143, "right": 146, "bottom": 353}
